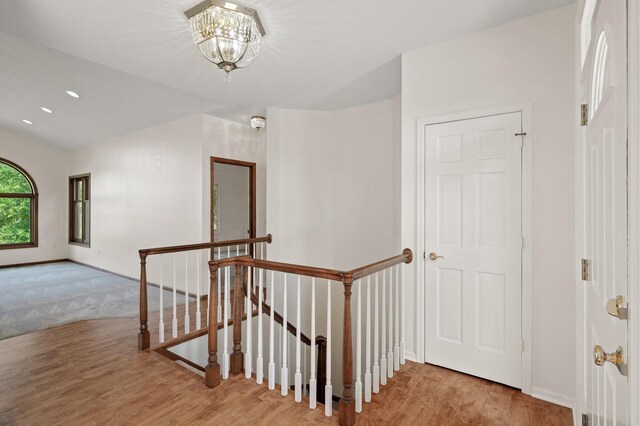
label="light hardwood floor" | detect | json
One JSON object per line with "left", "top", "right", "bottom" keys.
{"left": 0, "top": 316, "right": 572, "bottom": 425}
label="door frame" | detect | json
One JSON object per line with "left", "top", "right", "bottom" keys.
{"left": 210, "top": 157, "right": 257, "bottom": 244}
{"left": 416, "top": 103, "right": 533, "bottom": 395}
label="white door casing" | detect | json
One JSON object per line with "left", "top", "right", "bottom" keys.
{"left": 579, "top": 0, "right": 629, "bottom": 424}
{"left": 423, "top": 112, "right": 523, "bottom": 388}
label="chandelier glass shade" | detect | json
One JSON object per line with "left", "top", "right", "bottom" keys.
{"left": 185, "top": 0, "right": 265, "bottom": 75}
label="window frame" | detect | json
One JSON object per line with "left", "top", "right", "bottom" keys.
{"left": 69, "top": 173, "right": 91, "bottom": 247}
{"left": 0, "top": 157, "right": 38, "bottom": 250}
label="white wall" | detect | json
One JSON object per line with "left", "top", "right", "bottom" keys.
{"left": 267, "top": 98, "right": 400, "bottom": 268}
{"left": 68, "top": 115, "right": 203, "bottom": 281}
{"left": 401, "top": 5, "right": 576, "bottom": 406}
{"left": 67, "top": 113, "right": 265, "bottom": 287}
{"left": 266, "top": 97, "right": 401, "bottom": 394}
{"left": 0, "top": 126, "right": 69, "bottom": 265}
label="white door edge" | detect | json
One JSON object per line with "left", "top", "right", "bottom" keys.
{"left": 626, "top": 0, "right": 640, "bottom": 423}
{"left": 416, "top": 103, "right": 533, "bottom": 395}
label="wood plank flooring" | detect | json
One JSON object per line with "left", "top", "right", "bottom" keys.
{"left": 0, "top": 315, "right": 572, "bottom": 425}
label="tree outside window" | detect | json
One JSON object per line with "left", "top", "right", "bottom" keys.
{"left": 0, "top": 158, "right": 38, "bottom": 249}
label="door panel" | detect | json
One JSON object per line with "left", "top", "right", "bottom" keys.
{"left": 424, "top": 112, "right": 523, "bottom": 388}
{"left": 581, "top": 0, "right": 628, "bottom": 423}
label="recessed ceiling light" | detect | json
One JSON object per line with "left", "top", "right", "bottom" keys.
{"left": 22, "top": 119, "right": 33, "bottom": 125}
{"left": 40, "top": 107, "right": 53, "bottom": 114}
{"left": 65, "top": 90, "right": 80, "bottom": 98}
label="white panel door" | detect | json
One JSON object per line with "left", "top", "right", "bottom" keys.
{"left": 424, "top": 112, "right": 523, "bottom": 388}
{"left": 581, "top": 0, "right": 628, "bottom": 423}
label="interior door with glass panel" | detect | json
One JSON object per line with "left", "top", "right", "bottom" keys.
{"left": 580, "top": 0, "right": 629, "bottom": 423}
{"left": 424, "top": 112, "right": 523, "bottom": 388}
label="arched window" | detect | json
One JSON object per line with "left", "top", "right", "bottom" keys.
{"left": 0, "top": 158, "right": 38, "bottom": 249}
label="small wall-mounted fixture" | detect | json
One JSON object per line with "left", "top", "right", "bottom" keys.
{"left": 251, "top": 116, "right": 266, "bottom": 131}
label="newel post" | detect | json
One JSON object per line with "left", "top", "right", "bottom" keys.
{"left": 339, "top": 274, "right": 356, "bottom": 426}
{"left": 230, "top": 264, "right": 244, "bottom": 375}
{"left": 205, "top": 262, "right": 221, "bottom": 388}
{"left": 138, "top": 252, "right": 150, "bottom": 351}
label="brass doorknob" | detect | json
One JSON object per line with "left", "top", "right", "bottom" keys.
{"left": 594, "top": 345, "right": 627, "bottom": 376}
{"left": 428, "top": 252, "right": 444, "bottom": 261}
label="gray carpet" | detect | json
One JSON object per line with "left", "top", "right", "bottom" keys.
{"left": 0, "top": 261, "right": 180, "bottom": 340}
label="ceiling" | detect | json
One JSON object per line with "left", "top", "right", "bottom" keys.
{"left": 0, "top": 0, "right": 574, "bottom": 149}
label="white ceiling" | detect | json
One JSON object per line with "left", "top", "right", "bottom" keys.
{"left": 0, "top": 0, "right": 574, "bottom": 149}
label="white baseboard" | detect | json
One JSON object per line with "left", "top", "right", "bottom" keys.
{"left": 405, "top": 351, "right": 417, "bottom": 363}
{"left": 531, "top": 386, "right": 575, "bottom": 411}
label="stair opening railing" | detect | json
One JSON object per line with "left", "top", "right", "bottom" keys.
{"left": 205, "top": 248, "right": 413, "bottom": 426}
{"left": 137, "top": 235, "right": 272, "bottom": 351}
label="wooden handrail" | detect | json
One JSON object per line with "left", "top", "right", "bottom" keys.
{"left": 348, "top": 249, "right": 413, "bottom": 281}
{"left": 139, "top": 234, "right": 272, "bottom": 256}
{"left": 211, "top": 248, "right": 413, "bottom": 283}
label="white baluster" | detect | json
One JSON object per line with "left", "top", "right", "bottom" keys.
{"left": 325, "top": 280, "right": 332, "bottom": 417}
{"left": 268, "top": 270, "right": 276, "bottom": 390}
{"left": 281, "top": 274, "right": 289, "bottom": 396}
{"left": 159, "top": 255, "right": 165, "bottom": 343}
{"left": 184, "top": 253, "right": 190, "bottom": 335}
{"left": 245, "top": 243, "right": 248, "bottom": 257}
{"left": 394, "top": 264, "right": 400, "bottom": 371}
{"left": 226, "top": 247, "right": 231, "bottom": 314}
{"left": 387, "top": 268, "right": 393, "bottom": 378}
{"left": 295, "top": 276, "right": 302, "bottom": 402}
{"left": 196, "top": 252, "right": 202, "bottom": 330}
{"left": 256, "top": 267, "right": 264, "bottom": 384}
{"left": 373, "top": 273, "right": 380, "bottom": 393}
{"left": 236, "top": 244, "right": 240, "bottom": 257}
{"left": 223, "top": 265, "right": 230, "bottom": 379}
{"left": 355, "top": 280, "right": 363, "bottom": 413}
{"left": 400, "top": 263, "right": 406, "bottom": 365}
{"left": 172, "top": 255, "right": 178, "bottom": 339}
{"left": 303, "top": 345, "right": 307, "bottom": 397}
{"left": 309, "top": 277, "right": 317, "bottom": 409}
{"left": 364, "top": 276, "right": 372, "bottom": 402}
{"left": 253, "top": 245, "right": 260, "bottom": 293}
{"left": 245, "top": 267, "right": 253, "bottom": 379}
{"left": 380, "top": 270, "right": 387, "bottom": 386}
{"left": 217, "top": 247, "right": 222, "bottom": 323}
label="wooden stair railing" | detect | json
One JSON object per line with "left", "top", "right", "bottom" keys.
{"left": 137, "top": 235, "right": 272, "bottom": 351}
{"left": 204, "top": 249, "right": 413, "bottom": 426}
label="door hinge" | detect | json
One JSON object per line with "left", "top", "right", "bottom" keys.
{"left": 520, "top": 236, "right": 524, "bottom": 250}
{"left": 521, "top": 339, "right": 525, "bottom": 352}
{"left": 581, "top": 104, "right": 589, "bottom": 126}
{"left": 581, "top": 259, "right": 590, "bottom": 281}
{"left": 582, "top": 413, "right": 590, "bottom": 426}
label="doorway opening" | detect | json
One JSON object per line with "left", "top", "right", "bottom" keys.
{"left": 210, "top": 157, "right": 256, "bottom": 250}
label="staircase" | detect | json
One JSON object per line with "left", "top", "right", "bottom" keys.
{"left": 137, "top": 235, "right": 413, "bottom": 425}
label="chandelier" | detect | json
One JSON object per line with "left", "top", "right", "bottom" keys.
{"left": 185, "top": 0, "right": 265, "bottom": 76}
